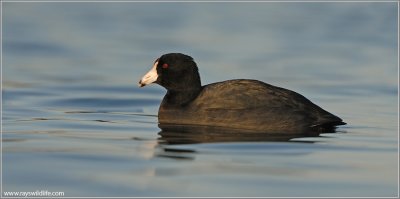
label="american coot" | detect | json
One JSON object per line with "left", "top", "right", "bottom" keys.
{"left": 139, "top": 53, "right": 345, "bottom": 134}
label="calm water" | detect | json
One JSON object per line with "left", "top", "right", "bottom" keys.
{"left": 2, "top": 2, "right": 399, "bottom": 197}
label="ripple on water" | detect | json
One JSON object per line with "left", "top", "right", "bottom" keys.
{"left": 45, "top": 97, "right": 161, "bottom": 108}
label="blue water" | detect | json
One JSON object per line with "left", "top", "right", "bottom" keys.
{"left": 2, "top": 2, "right": 398, "bottom": 197}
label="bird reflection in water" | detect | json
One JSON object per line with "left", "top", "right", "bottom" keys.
{"left": 157, "top": 124, "right": 338, "bottom": 145}
{"left": 154, "top": 124, "right": 342, "bottom": 160}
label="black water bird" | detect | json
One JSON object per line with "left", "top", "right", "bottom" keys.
{"left": 139, "top": 53, "right": 345, "bottom": 134}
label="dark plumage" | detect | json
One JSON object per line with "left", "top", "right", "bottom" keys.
{"left": 139, "top": 53, "right": 345, "bottom": 134}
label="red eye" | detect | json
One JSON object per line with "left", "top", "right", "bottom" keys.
{"left": 162, "top": 63, "right": 169, "bottom": 69}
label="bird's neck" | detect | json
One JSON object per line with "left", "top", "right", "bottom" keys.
{"left": 164, "top": 87, "right": 202, "bottom": 107}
